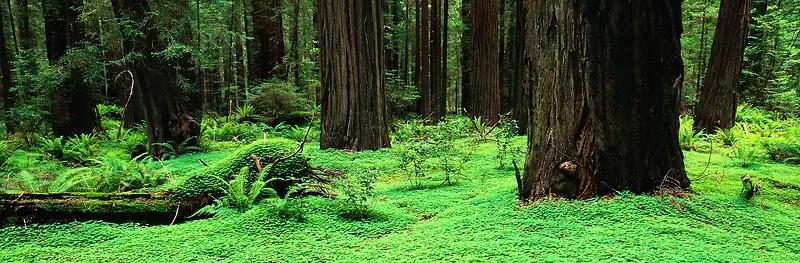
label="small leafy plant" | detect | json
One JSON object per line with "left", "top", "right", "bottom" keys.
{"left": 336, "top": 171, "right": 378, "bottom": 220}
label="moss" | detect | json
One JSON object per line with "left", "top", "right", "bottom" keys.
{"left": 172, "top": 138, "right": 311, "bottom": 198}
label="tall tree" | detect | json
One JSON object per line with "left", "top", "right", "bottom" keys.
{"left": 0, "top": 0, "right": 12, "bottom": 131}
{"left": 694, "top": 0, "right": 752, "bottom": 132}
{"left": 111, "top": 0, "right": 200, "bottom": 158}
{"left": 511, "top": 0, "right": 527, "bottom": 133}
{"left": 291, "top": 0, "right": 302, "bottom": 88}
{"left": 430, "top": 0, "right": 443, "bottom": 120}
{"left": 15, "top": 0, "right": 32, "bottom": 50}
{"left": 418, "top": 0, "right": 430, "bottom": 116}
{"left": 440, "top": 0, "right": 448, "bottom": 114}
{"left": 317, "top": 0, "right": 390, "bottom": 151}
{"left": 251, "top": 0, "right": 285, "bottom": 81}
{"left": 468, "top": 0, "right": 499, "bottom": 123}
{"left": 44, "top": 0, "right": 97, "bottom": 136}
{"left": 521, "top": 0, "right": 691, "bottom": 200}
{"left": 460, "top": 0, "right": 470, "bottom": 111}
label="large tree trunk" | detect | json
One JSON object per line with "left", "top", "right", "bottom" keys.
{"left": 521, "top": 0, "right": 690, "bottom": 200}
{"left": 418, "top": 0, "right": 431, "bottom": 117}
{"left": 291, "top": 0, "right": 302, "bottom": 88}
{"left": 44, "top": 0, "right": 97, "bottom": 136}
{"left": 694, "top": 0, "right": 751, "bottom": 133}
{"left": 112, "top": 0, "right": 200, "bottom": 159}
{"left": 317, "top": 0, "right": 390, "bottom": 151}
{"left": 511, "top": 0, "right": 528, "bottom": 134}
{"left": 468, "top": 0, "right": 499, "bottom": 123}
{"left": 251, "top": 0, "right": 285, "bottom": 81}
{"left": 430, "top": 0, "right": 443, "bottom": 120}
{"left": 460, "top": 0, "right": 471, "bottom": 111}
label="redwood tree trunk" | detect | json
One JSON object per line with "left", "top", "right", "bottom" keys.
{"left": 430, "top": 0, "right": 443, "bottom": 120}
{"left": 0, "top": 0, "right": 13, "bottom": 132}
{"left": 460, "top": 0, "right": 471, "bottom": 111}
{"left": 511, "top": 0, "right": 528, "bottom": 134}
{"left": 521, "top": 0, "right": 690, "bottom": 200}
{"left": 419, "top": 0, "right": 431, "bottom": 117}
{"left": 468, "top": 0, "right": 500, "bottom": 123}
{"left": 112, "top": 0, "right": 200, "bottom": 158}
{"left": 317, "top": 0, "right": 390, "bottom": 151}
{"left": 441, "top": 0, "right": 448, "bottom": 115}
{"left": 252, "top": 0, "right": 285, "bottom": 81}
{"left": 694, "top": 0, "right": 752, "bottom": 133}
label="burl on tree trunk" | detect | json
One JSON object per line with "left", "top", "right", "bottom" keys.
{"left": 317, "top": 0, "right": 391, "bottom": 151}
{"left": 694, "top": 0, "right": 751, "bottom": 133}
{"left": 521, "top": 0, "right": 691, "bottom": 200}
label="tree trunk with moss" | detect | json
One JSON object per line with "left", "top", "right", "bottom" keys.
{"left": 317, "top": 0, "right": 390, "bottom": 151}
{"left": 694, "top": 0, "right": 751, "bottom": 133}
{"left": 521, "top": 0, "right": 690, "bottom": 200}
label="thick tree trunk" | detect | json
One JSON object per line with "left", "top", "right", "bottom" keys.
{"left": 521, "top": 0, "right": 690, "bottom": 200}
{"left": 252, "top": 0, "right": 285, "bottom": 81}
{"left": 317, "top": 0, "right": 390, "bottom": 151}
{"left": 468, "top": 0, "right": 500, "bottom": 123}
{"left": 112, "top": 0, "right": 200, "bottom": 159}
{"left": 460, "top": 0, "right": 471, "bottom": 111}
{"left": 45, "top": 0, "right": 97, "bottom": 136}
{"left": 430, "top": 0, "right": 443, "bottom": 120}
{"left": 419, "top": 0, "right": 431, "bottom": 117}
{"left": 694, "top": 0, "right": 751, "bottom": 133}
{"left": 511, "top": 0, "right": 528, "bottom": 134}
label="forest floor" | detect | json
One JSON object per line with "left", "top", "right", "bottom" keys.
{"left": 2, "top": 136, "right": 799, "bottom": 262}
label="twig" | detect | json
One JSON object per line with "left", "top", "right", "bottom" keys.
{"left": 250, "top": 154, "right": 263, "bottom": 172}
{"left": 115, "top": 70, "right": 135, "bottom": 140}
{"left": 265, "top": 114, "right": 315, "bottom": 176}
{"left": 512, "top": 160, "right": 523, "bottom": 200}
{"left": 696, "top": 137, "right": 714, "bottom": 179}
{"left": 170, "top": 202, "right": 181, "bottom": 226}
{"left": 198, "top": 158, "right": 209, "bottom": 167}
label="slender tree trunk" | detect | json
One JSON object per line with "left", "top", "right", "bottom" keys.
{"left": 441, "top": 0, "right": 448, "bottom": 113}
{"left": 460, "top": 0, "right": 471, "bottom": 112}
{"left": 469, "top": 0, "right": 499, "bottom": 123}
{"left": 430, "top": 0, "right": 443, "bottom": 120}
{"left": 521, "top": 0, "right": 691, "bottom": 200}
{"left": 15, "top": 0, "right": 33, "bottom": 50}
{"left": 44, "top": 0, "right": 97, "bottom": 136}
{"left": 252, "top": 0, "right": 285, "bottom": 81}
{"left": 498, "top": 0, "right": 508, "bottom": 112}
{"left": 0, "top": 0, "right": 13, "bottom": 132}
{"left": 112, "top": 0, "right": 200, "bottom": 158}
{"left": 414, "top": 0, "right": 421, "bottom": 111}
{"left": 317, "top": 0, "right": 390, "bottom": 151}
{"left": 291, "top": 0, "right": 302, "bottom": 88}
{"left": 694, "top": 0, "right": 752, "bottom": 132}
{"left": 403, "top": 0, "right": 410, "bottom": 86}
{"left": 511, "top": 0, "right": 527, "bottom": 134}
{"left": 419, "top": 0, "right": 431, "bottom": 117}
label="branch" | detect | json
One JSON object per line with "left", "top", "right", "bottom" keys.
{"left": 265, "top": 114, "right": 315, "bottom": 176}
{"left": 114, "top": 70, "right": 135, "bottom": 140}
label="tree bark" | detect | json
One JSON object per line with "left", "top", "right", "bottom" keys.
{"left": 419, "top": 0, "right": 431, "bottom": 117}
{"left": 430, "top": 0, "right": 443, "bottom": 120}
{"left": 511, "top": 0, "right": 528, "bottom": 134}
{"left": 291, "top": 0, "right": 302, "bottom": 88}
{"left": 15, "top": 0, "right": 33, "bottom": 50}
{"left": 441, "top": 0, "right": 448, "bottom": 114}
{"left": 522, "top": 0, "right": 690, "bottom": 200}
{"left": 468, "top": 0, "right": 500, "bottom": 123}
{"left": 694, "top": 0, "right": 751, "bottom": 133}
{"left": 460, "top": 0, "right": 471, "bottom": 111}
{"left": 317, "top": 0, "right": 390, "bottom": 151}
{"left": 251, "top": 0, "right": 285, "bottom": 81}
{"left": 0, "top": 0, "right": 13, "bottom": 132}
{"left": 112, "top": 0, "right": 200, "bottom": 158}
{"left": 44, "top": 0, "right": 97, "bottom": 136}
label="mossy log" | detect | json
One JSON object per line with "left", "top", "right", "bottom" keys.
{"left": 1, "top": 192, "right": 206, "bottom": 227}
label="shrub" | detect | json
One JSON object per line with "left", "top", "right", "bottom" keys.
{"left": 730, "top": 143, "right": 763, "bottom": 168}
{"left": 336, "top": 171, "right": 378, "bottom": 220}
{"left": 715, "top": 126, "right": 743, "bottom": 147}
{"left": 394, "top": 142, "right": 430, "bottom": 189}
{"left": 393, "top": 119, "right": 432, "bottom": 143}
{"left": 762, "top": 138, "right": 800, "bottom": 164}
{"left": 679, "top": 116, "right": 704, "bottom": 151}
{"left": 496, "top": 117, "right": 523, "bottom": 168}
{"left": 247, "top": 80, "right": 310, "bottom": 121}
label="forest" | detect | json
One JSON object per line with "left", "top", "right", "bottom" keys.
{"left": 0, "top": 0, "right": 799, "bottom": 262}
